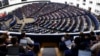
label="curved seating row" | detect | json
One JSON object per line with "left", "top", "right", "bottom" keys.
{"left": 85, "top": 15, "right": 92, "bottom": 31}
{"left": 87, "top": 13, "right": 99, "bottom": 30}
{"left": 0, "top": 2, "right": 99, "bottom": 33}
{"left": 13, "top": 8, "right": 23, "bottom": 20}
{"left": 21, "top": 3, "right": 46, "bottom": 18}
{"left": 79, "top": 16, "right": 85, "bottom": 32}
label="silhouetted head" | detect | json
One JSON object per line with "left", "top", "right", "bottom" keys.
{"left": 90, "top": 31, "right": 95, "bottom": 35}
{"left": 11, "top": 36, "right": 18, "bottom": 45}
{"left": 64, "top": 33, "right": 70, "bottom": 40}
{"left": 74, "top": 37, "right": 81, "bottom": 45}
{"left": 21, "top": 32, "right": 26, "bottom": 38}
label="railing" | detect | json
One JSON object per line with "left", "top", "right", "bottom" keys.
{"left": 0, "top": 29, "right": 100, "bottom": 36}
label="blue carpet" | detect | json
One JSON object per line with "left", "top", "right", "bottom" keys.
{"left": 42, "top": 48, "right": 56, "bottom": 56}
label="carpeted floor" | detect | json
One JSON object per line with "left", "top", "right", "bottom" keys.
{"left": 42, "top": 47, "right": 56, "bottom": 56}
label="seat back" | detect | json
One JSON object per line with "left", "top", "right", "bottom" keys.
{"left": 64, "top": 50, "right": 72, "bottom": 56}
{"left": 78, "top": 50, "right": 91, "bottom": 56}
{"left": 7, "top": 46, "right": 19, "bottom": 55}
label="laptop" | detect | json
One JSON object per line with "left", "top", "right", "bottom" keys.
{"left": 78, "top": 50, "right": 91, "bottom": 56}
{"left": 65, "top": 40, "right": 72, "bottom": 46}
{"left": 65, "top": 40, "right": 72, "bottom": 49}
{"left": 20, "top": 39, "right": 27, "bottom": 46}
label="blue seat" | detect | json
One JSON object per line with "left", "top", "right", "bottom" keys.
{"left": 33, "top": 42, "right": 40, "bottom": 53}
{"left": 25, "top": 51, "right": 35, "bottom": 56}
{"left": 59, "top": 42, "right": 69, "bottom": 51}
{"left": 64, "top": 50, "right": 72, "bottom": 56}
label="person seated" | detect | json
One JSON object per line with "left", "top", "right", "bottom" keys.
{"left": 79, "top": 32, "right": 85, "bottom": 42}
{"left": 61, "top": 33, "right": 71, "bottom": 42}
{"left": 89, "top": 31, "right": 97, "bottom": 46}
{"left": 0, "top": 37, "right": 7, "bottom": 56}
{"left": 7, "top": 37, "right": 25, "bottom": 55}
{"left": 71, "top": 37, "right": 81, "bottom": 56}
{"left": 60, "top": 34, "right": 72, "bottom": 51}
{"left": 63, "top": 34, "right": 72, "bottom": 49}
{"left": 19, "top": 32, "right": 34, "bottom": 51}
{"left": 1, "top": 32, "right": 12, "bottom": 45}
{"left": 20, "top": 32, "right": 34, "bottom": 44}
{"left": 91, "top": 34, "right": 100, "bottom": 56}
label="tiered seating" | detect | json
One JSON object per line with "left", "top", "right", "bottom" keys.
{"left": 40, "top": 16, "right": 50, "bottom": 27}
{"left": 39, "top": 16, "right": 47, "bottom": 26}
{"left": 61, "top": 18, "right": 70, "bottom": 31}
{"left": 66, "top": 17, "right": 75, "bottom": 32}
{"left": 13, "top": 8, "right": 23, "bottom": 20}
{"left": 85, "top": 15, "right": 92, "bottom": 31}
{"left": 79, "top": 16, "right": 85, "bottom": 32}
{"left": 32, "top": 2, "right": 99, "bottom": 33}
{"left": 22, "top": 23, "right": 34, "bottom": 32}
{"left": 10, "top": 23, "right": 22, "bottom": 32}
{"left": 87, "top": 14, "right": 99, "bottom": 30}
{"left": 34, "top": 17, "right": 43, "bottom": 25}
{"left": 21, "top": 3, "right": 46, "bottom": 18}
{"left": 74, "top": 16, "right": 81, "bottom": 32}
{"left": 21, "top": 4, "right": 33, "bottom": 18}
{"left": 9, "top": 16, "right": 17, "bottom": 27}
{"left": 0, "top": 2, "right": 99, "bottom": 33}
{"left": 22, "top": 23, "right": 56, "bottom": 33}
{"left": 0, "top": 2, "right": 99, "bottom": 56}
{"left": 56, "top": 18, "right": 66, "bottom": 30}
{"left": 38, "top": 3, "right": 65, "bottom": 15}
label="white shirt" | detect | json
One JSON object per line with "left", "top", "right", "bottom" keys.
{"left": 24, "top": 37, "right": 34, "bottom": 44}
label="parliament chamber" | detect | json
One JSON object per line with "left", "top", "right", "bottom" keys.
{"left": 0, "top": 0, "right": 100, "bottom": 56}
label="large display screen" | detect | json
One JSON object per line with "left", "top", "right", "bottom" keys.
{"left": 8, "top": 0, "right": 21, "bottom": 5}
{"left": 0, "top": 0, "right": 50, "bottom": 8}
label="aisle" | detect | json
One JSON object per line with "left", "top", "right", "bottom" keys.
{"left": 38, "top": 42, "right": 61, "bottom": 56}
{"left": 42, "top": 47, "right": 56, "bottom": 56}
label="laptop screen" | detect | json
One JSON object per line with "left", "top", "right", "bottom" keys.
{"left": 78, "top": 50, "right": 91, "bottom": 56}
{"left": 65, "top": 40, "right": 72, "bottom": 46}
{"left": 20, "top": 39, "right": 27, "bottom": 46}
